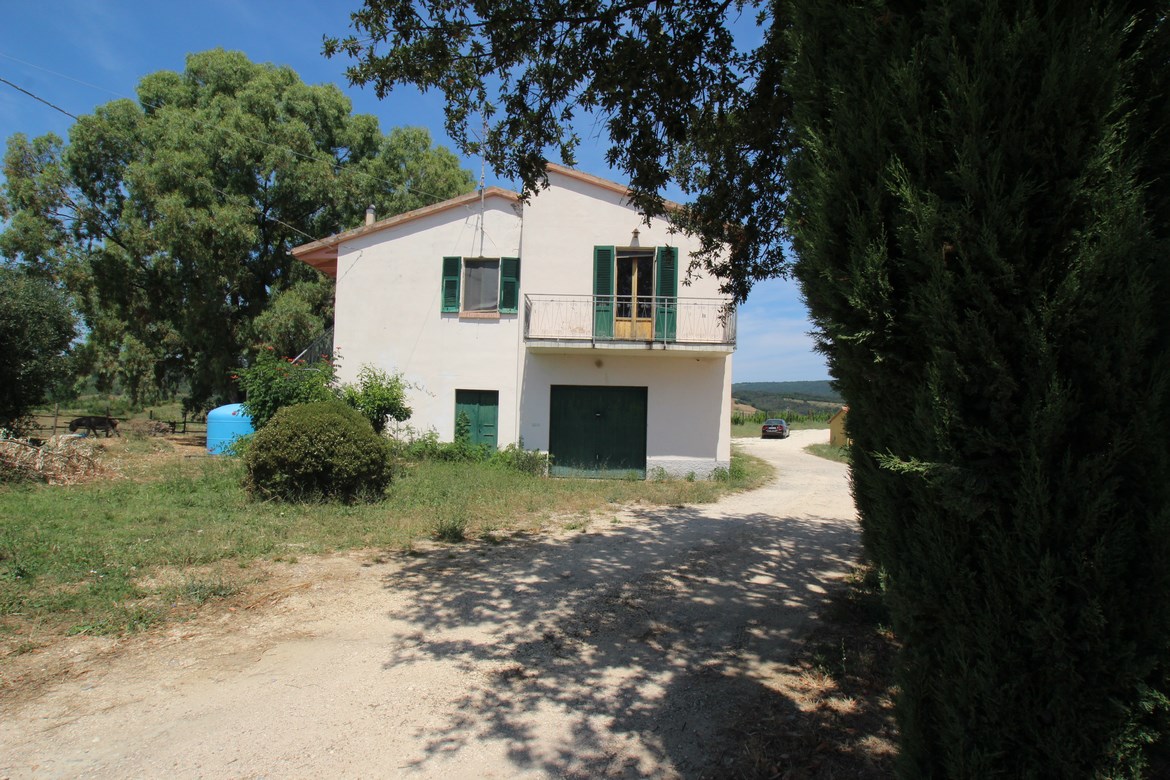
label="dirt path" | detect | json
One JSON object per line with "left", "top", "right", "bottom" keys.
{"left": 1, "top": 430, "right": 858, "bottom": 779}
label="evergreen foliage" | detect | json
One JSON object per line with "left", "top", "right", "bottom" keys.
{"left": 0, "top": 269, "right": 76, "bottom": 430}
{"left": 242, "top": 400, "right": 391, "bottom": 503}
{"left": 787, "top": 5, "right": 1170, "bottom": 775}
{"left": 329, "top": 0, "right": 1170, "bottom": 773}
{"left": 0, "top": 49, "right": 475, "bottom": 410}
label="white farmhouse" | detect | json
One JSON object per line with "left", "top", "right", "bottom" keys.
{"left": 292, "top": 164, "right": 735, "bottom": 478}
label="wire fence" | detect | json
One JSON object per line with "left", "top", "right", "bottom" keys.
{"left": 17, "top": 406, "right": 208, "bottom": 443}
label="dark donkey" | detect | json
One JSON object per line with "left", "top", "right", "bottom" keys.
{"left": 68, "top": 415, "right": 120, "bottom": 437}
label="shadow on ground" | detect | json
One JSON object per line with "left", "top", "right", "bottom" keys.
{"left": 373, "top": 503, "right": 881, "bottom": 777}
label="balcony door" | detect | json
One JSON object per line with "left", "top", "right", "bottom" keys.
{"left": 592, "top": 245, "right": 678, "bottom": 342}
{"left": 614, "top": 250, "right": 654, "bottom": 340}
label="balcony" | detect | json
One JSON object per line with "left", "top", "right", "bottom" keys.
{"left": 523, "top": 294, "right": 736, "bottom": 355}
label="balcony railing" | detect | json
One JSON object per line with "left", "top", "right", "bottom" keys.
{"left": 524, "top": 294, "right": 736, "bottom": 346}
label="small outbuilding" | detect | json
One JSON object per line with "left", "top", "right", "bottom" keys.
{"left": 829, "top": 406, "right": 850, "bottom": 448}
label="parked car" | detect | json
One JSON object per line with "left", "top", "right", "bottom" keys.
{"left": 761, "top": 418, "right": 789, "bottom": 439}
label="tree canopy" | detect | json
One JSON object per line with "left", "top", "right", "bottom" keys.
{"left": 0, "top": 48, "right": 475, "bottom": 408}
{"left": 325, "top": 0, "right": 787, "bottom": 299}
{"left": 329, "top": 1, "right": 1170, "bottom": 774}
{"left": 0, "top": 269, "right": 75, "bottom": 430}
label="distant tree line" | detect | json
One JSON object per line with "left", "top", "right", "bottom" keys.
{"left": 731, "top": 380, "right": 842, "bottom": 403}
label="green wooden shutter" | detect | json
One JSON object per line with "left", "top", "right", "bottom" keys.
{"left": 593, "top": 246, "right": 615, "bottom": 340}
{"left": 499, "top": 257, "right": 520, "bottom": 313}
{"left": 441, "top": 256, "right": 461, "bottom": 312}
{"left": 654, "top": 246, "right": 678, "bottom": 341}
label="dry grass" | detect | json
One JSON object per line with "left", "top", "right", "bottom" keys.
{"left": 0, "top": 435, "right": 120, "bottom": 485}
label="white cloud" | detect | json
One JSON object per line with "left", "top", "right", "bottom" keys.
{"left": 732, "top": 276, "right": 828, "bottom": 382}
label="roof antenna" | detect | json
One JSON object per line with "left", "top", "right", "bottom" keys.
{"left": 478, "top": 112, "right": 487, "bottom": 257}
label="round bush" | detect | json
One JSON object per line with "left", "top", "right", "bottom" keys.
{"left": 242, "top": 400, "right": 391, "bottom": 503}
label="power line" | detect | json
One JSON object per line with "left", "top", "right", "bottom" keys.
{"left": 1, "top": 73, "right": 328, "bottom": 248}
{"left": 0, "top": 52, "right": 127, "bottom": 100}
{"left": 0, "top": 75, "right": 78, "bottom": 120}
{"left": 0, "top": 50, "right": 465, "bottom": 207}
{"left": 0, "top": 58, "right": 492, "bottom": 250}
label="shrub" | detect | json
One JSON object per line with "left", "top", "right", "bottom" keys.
{"left": 489, "top": 440, "right": 548, "bottom": 476}
{"left": 393, "top": 427, "right": 494, "bottom": 463}
{"left": 432, "top": 508, "right": 468, "bottom": 542}
{"left": 339, "top": 364, "right": 411, "bottom": 434}
{"left": 242, "top": 400, "right": 390, "bottom": 503}
{"left": 454, "top": 410, "right": 472, "bottom": 443}
{"left": 237, "top": 348, "right": 337, "bottom": 430}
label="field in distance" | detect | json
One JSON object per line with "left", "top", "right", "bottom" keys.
{"left": 732, "top": 380, "right": 842, "bottom": 417}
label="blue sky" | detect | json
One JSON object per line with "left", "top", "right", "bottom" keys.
{"left": 0, "top": 0, "right": 829, "bottom": 382}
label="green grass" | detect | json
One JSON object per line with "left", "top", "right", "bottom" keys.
{"left": 804, "top": 443, "right": 851, "bottom": 464}
{"left": 0, "top": 447, "right": 771, "bottom": 639}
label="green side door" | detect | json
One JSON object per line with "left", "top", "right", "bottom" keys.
{"left": 455, "top": 390, "right": 499, "bottom": 447}
{"left": 548, "top": 385, "right": 647, "bottom": 478}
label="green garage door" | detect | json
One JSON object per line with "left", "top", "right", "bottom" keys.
{"left": 549, "top": 385, "right": 647, "bottom": 478}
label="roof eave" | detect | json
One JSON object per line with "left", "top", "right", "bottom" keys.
{"left": 291, "top": 186, "right": 522, "bottom": 275}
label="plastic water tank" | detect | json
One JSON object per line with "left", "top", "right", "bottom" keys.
{"left": 206, "top": 403, "right": 254, "bottom": 455}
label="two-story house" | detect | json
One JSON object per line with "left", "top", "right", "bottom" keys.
{"left": 292, "top": 164, "right": 735, "bottom": 478}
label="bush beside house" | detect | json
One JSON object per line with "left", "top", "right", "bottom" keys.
{"left": 242, "top": 400, "right": 391, "bottom": 503}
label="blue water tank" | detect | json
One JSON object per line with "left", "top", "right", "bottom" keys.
{"left": 206, "top": 403, "right": 254, "bottom": 455}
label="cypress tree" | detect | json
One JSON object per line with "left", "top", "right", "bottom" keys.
{"left": 787, "top": 2, "right": 1170, "bottom": 774}
{"left": 327, "top": 0, "right": 1170, "bottom": 770}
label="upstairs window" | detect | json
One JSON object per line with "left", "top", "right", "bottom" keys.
{"left": 442, "top": 256, "right": 520, "bottom": 315}
{"left": 463, "top": 259, "right": 499, "bottom": 312}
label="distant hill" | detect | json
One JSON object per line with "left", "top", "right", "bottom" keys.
{"left": 732, "top": 381, "right": 843, "bottom": 417}
{"left": 733, "top": 381, "right": 841, "bottom": 402}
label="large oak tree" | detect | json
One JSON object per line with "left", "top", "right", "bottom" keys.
{"left": 1, "top": 49, "right": 475, "bottom": 408}
{"left": 327, "top": 1, "right": 1170, "bottom": 774}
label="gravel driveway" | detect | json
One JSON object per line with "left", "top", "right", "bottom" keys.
{"left": 1, "top": 429, "right": 859, "bottom": 779}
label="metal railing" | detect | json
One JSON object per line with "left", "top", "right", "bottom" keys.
{"left": 524, "top": 294, "right": 736, "bottom": 345}
{"left": 293, "top": 327, "right": 335, "bottom": 365}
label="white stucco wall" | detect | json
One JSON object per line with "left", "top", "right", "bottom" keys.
{"left": 332, "top": 194, "right": 524, "bottom": 442}
{"left": 521, "top": 169, "right": 727, "bottom": 300}
{"left": 518, "top": 352, "right": 733, "bottom": 477}
{"left": 327, "top": 170, "right": 734, "bottom": 474}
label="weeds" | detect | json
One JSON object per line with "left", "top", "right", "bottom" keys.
{"left": 432, "top": 509, "right": 469, "bottom": 543}
{"left": 172, "top": 575, "right": 240, "bottom": 605}
{"left": 0, "top": 435, "right": 115, "bottom": 485}
{"left": 805, "top": 443, "right": 851, "bottom": 464}
{"left": 0, "top": 446, "right": 771, "bottom": 642}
